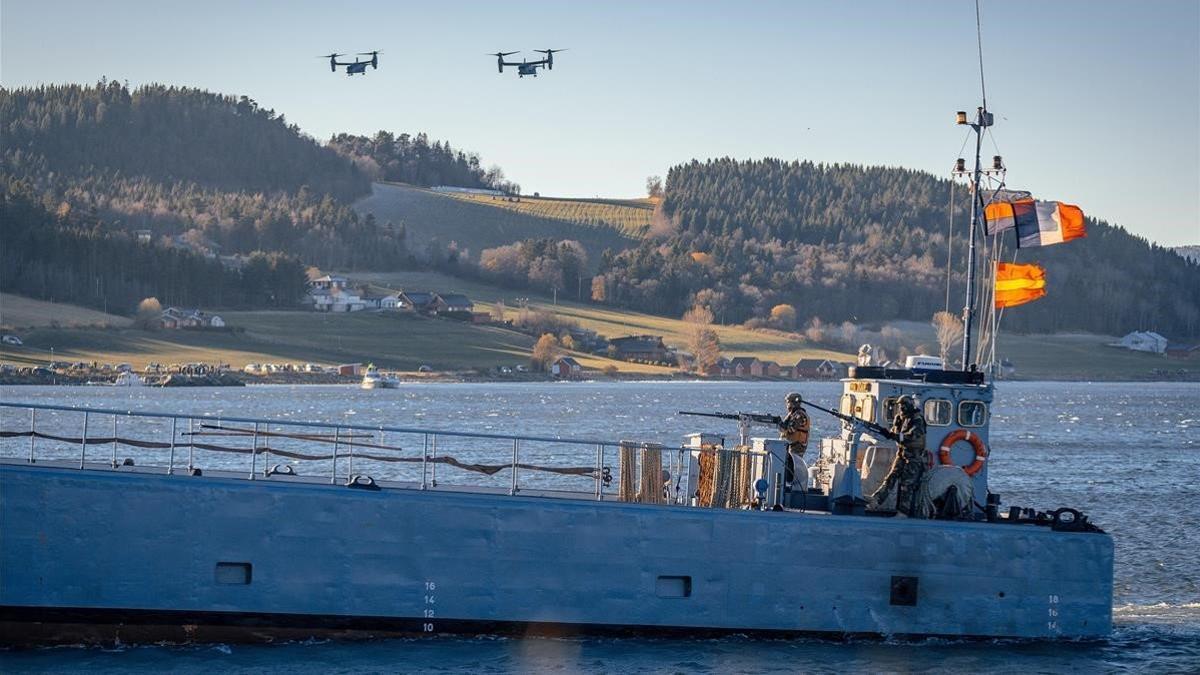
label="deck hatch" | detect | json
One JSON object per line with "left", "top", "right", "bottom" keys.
{"left": 215, "top": 562, "right": 252, "bottom": 585}
{"left": 655, "top": 576, "right": 692, "bottom": 598}
{"left": 890, "top": 575, "right": 918, "bottom": 606}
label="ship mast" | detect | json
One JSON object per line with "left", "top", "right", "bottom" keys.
{"left": 958, "top": 108, "right": 990, "bottom": 371}
{"left": 957, "top": 0, "right": 991, "bottom": 372}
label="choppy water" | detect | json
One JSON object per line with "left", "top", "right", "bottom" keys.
{"left": 1, "top": 381, "right": 1198, "bottom": 673}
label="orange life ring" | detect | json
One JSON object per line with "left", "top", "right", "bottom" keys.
{"left": 938, "top": 429, "right": 989, "bottom": 476}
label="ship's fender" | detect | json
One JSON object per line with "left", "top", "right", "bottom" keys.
{"left": 938, "top": 429, "right": 988, "bottom": 476}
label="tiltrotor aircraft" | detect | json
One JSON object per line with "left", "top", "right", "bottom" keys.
{"left": 319, "top": 51, "right": 382, "bottom": 76}
{"left": 488, "top": 49, "right": 566, "bottom": 78}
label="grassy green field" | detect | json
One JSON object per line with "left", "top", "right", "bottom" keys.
{"left": 871, "top": 320, "right": 1199, "bottom": 380}
{"left": 357, "top": 270, "right": 858, "bottom": 366}
{"left": 995, "top": 332, "right": 1197, "bottom": 380}
{"left": 354, "top": 183, "right": 637, "bottom": 265}
{"left": 443, "top": 192, "right": 656, "bottom": 238}
{"left": 0, "top": 293, "right": 131, "bottom": 329}
{"left": 2, "top": 286, "right": 1195, "bottom": 380}
{"left": 0, "top": 310, "right": 533, "bottom": 372}
{"left": 354, "top": 272, "right": 1200, "bottom": 379}
{"left": 0, "top": 294, "right": 676, "bottom": 375}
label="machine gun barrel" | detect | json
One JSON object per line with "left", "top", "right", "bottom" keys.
{"left": 678, "top": 411, "right": 783, "bottom": 425}
{"left": 798, "top": 401, "right": 897, "bottom": 440}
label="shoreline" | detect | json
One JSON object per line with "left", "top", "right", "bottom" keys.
{"left": 2, "top": 373, "right": 1197, "bottom": 386}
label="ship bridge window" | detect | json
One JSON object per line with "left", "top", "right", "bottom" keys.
{"left": 958, "top": 400, "right": 988, "bottom": 427}
{"left": 857, "top": 396, "right": 876, "bottom": 423}
{"left": 840, "top": 394, "right": 876, "bottom": 423}
{"left": 882, "top": 397, "right": 899, "bottom": 422}
{"left": 924, "top": 399, "right": 953, "bottom": 426}
{"left": 839, "top": 394, "right": 854, "bottom": 416}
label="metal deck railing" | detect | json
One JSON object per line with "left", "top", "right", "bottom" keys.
{"left": 0, "top": 401, "right": 774, "bottom": 507}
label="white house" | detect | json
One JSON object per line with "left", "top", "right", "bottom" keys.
{"left": 161, "top": 307, "right": 224, "bottom": 329}
{"left": 379, "top": 294, "right": 404, "bottom": 310}
{"left": 309, "top": 286, "right": 367, "bottom": 312}
{"left": 1110, "top": 331, "right": 1168, "bottom": 354}
{"left": 309, "top": 275, "right": 349, "bottom": 292}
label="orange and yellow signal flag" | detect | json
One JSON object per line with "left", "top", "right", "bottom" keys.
{"left": 995, "top": 262, "right": 1047, "bottom": 309}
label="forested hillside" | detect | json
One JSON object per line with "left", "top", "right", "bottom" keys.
{"left": 1, "top": 181, "right": 306, "bottom": 312}
{"left": 3, "top": 82, "right": 1194, "bottom": 337}
{"left": 1, "top": 81, "right": 365, "bottom": 198}
{"left": 591, "top": 158, "right": 1200, "bottom": 336}
{"left": 0, "top": 81, "right": 406, "bottom": 270}
{"left": 329, "top": 131, "right": 519, "bottom": 193}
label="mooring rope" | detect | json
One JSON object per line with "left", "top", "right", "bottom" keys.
{"left": 1, "top": 429, "right": 598, "bottom": 478}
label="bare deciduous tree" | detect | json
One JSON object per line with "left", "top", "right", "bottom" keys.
{"left": 645, "top": 175, "right": 664, "bottom": 199}
{"left": 683, "top": 305, "right": 721, "bottom": 373}
{"left": 932, "top": 311, "right": 964, "bottom": 364}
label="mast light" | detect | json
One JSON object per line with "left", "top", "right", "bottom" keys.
{"left": 993, "top": 155, "right": 1003, "bottom": 170}
{"left": 955, "top": 158, "right": 967, "bottom": 173}
{"left": 956, "top": 111, "right": 968, "bottom": 125}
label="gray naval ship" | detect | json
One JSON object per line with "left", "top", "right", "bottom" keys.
{"left": 0, "top": 66, "right": 1113, "bottom": 645}
{"left": 0, "top": 363, "right": 1112, "bottom": 645}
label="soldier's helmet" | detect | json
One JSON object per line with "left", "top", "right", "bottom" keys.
{"left": 899, "top": 395, "right": 919, "bottom": 413}
{"left": 786, "top": 392, "right": 803, "bottom": 408}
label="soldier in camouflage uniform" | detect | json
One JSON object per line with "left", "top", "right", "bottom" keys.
{"left": 779, "top": 392, "right": 811, "bottom": 489}
{"left": 869, "top": 395, "right": 929, "bottom": 516}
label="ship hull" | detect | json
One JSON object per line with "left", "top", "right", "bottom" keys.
{"left": 0, "top": 462, "right": 1113, "bottom": 645}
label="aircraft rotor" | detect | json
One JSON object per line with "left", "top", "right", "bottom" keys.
{"left": 533, "top": 48, "right": 566, "bottom": 69}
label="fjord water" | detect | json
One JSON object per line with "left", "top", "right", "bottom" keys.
{"left": 1, "top": 381, "right": 1197, "bottom": 673}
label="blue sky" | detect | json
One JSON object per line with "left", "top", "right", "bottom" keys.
{"left": 2, "top": 0, "right": 1197, "bottom": 246}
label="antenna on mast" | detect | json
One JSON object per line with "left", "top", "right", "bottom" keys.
{"left": 975, "top": 0, "right": 988, "bottom": 110}
{"left": 954, "top": 0, "right": 993, "bottom": 372}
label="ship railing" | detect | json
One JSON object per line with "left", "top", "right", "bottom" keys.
{"left": 0, "top": 402, "right": 774, "bottom": 508}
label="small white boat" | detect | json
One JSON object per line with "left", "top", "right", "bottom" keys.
{"left": 360, "top": 368, "right": 399, "bottom": 389}
{"left": 112, "top": 372, "right": 145, "bottom": 387}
